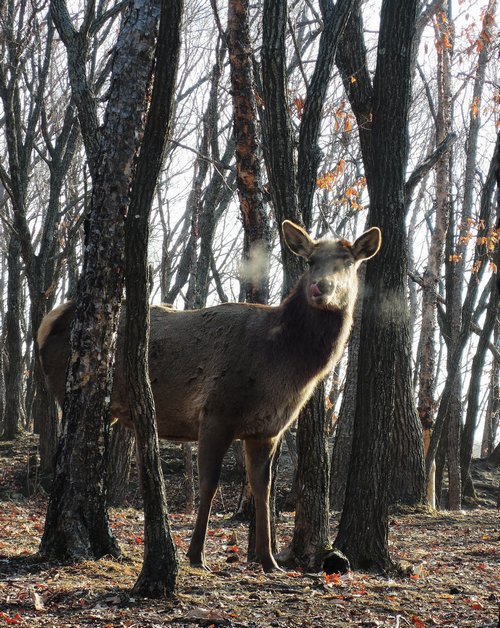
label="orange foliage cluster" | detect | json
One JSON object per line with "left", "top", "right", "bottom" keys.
{"left": 292, "top": 96, "right": 304, "bottom": 119}
{"left": 451, "top": 218, "right": 499, "bottom": 273}
{"left": 434, "top": 11, "right": 454, "bottom": 52}
{"left": 316, "top": 159, "right": 346, "bottom": 190}
{"left": 317, "top": 164, "right": 366, "bottom": 211}
{"left": 333, "top": 99, "right": 353, "bottom": 133}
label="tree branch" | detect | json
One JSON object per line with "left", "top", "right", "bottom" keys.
{"left": 404, "top": 132, "right": 458, "bottom": 204}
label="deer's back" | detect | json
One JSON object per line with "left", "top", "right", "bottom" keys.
{"left": 39, "top": 301, "right": 320, "bottom": 442}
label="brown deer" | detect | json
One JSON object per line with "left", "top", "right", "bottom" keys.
{"left": 37, "top": 220, "right": 381, "bottom": 572}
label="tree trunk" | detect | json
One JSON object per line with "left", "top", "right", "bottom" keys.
{"left": 125, "top": 0, "right": 183, "bottom": 597}
{"left": 260, "top": 0, "right": 302, "bottom": 294}
{"left": 330, "top": 263, "right": 365, "bottom": 511}
{"left": 296, "top": 0, "right": 353, "bottom": 229}
{"left": 227, "top": 0, "right": 273, "bottom": 562}
{"left": 334, "top": 0, "right": 421, "bottom": 571}
{"left": 228, "top": 0, "right": 270, "bottom": 305}
{"left": 3, "top": 233, "right": 24, "bottom": 439}
{"left": 285, "top": 383, "right": 331, "bottom": 571}
{"left": 417, "top": 5, "right": 452, "bottom": 507}
{"left": 281, "top": 0, "right": 354, "bottom": 573}
{"left": 461, "top": 278, "right": 498, "bottom": 492}
{"left": 107, "top": 423, "right": 135, "bottom": 507}
{"left": 481, "top": 325, "right": 499, "bottom": 457}
{"left": 39, "top": 0, "right": 161, "bottom": 562}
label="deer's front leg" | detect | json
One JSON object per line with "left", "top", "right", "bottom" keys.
{"left": 244, "top": 437, "right": 281, "bottom": 572}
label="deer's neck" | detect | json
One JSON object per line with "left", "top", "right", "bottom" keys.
{"left": 277, "top": 280, "right": 355, "bottom": 378}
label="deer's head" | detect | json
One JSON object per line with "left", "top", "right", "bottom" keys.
{"left": 283, "top": 221, "right": 382, "bottom": 310}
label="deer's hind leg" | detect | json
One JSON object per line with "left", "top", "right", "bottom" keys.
{"left": 187, "top": 422, "right": 233, "bottom": 570}
{"left": 244, "top": 436, "right": 280, "bottom": 572}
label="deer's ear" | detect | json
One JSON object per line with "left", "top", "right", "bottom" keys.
{"left": 282, "top": 220, "right": 315, "bottom": 259}
{"left": 351, "top": 227, "right": 382, "bottom": 261}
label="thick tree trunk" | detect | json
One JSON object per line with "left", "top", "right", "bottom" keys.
{"left": 336, "top": 0, "right": 425, "bottom": 513}
{"left": 39, "top": 0, "right": 161, "bottom": 562}
{"left": 334, "top": 0, "right": 421, "bottom": 571}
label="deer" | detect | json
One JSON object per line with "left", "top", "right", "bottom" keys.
{"left": 37, "top": 220, "right": 381, "bottom": 573}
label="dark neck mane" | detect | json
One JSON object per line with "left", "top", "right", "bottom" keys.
{"left": 277, "top": 277, "right": 349, "bottom": 378}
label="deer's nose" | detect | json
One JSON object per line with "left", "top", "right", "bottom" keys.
{"left": 316, "top": 278, "right": 334, "bottom": 295}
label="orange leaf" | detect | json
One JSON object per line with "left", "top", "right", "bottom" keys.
{"left": 411, "top": 615, "right": 425, "bottom": 628}
{"left": 323, "top": 572, "right": 342, "bottom": 585}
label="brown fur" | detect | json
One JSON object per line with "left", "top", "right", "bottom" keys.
{"left": 38, "top": 221, "right": 381, "bottom": 572}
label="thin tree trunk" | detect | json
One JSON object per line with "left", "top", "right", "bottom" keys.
{"left": 417, "top": 5, "right": 452, "bottom": 507}
{"left": 461, "top": 278, "right": 498, "bottom": 493}
{"left": 227, "top": 0, "right": 272, "bottom": 562}
{"left": 125, "top": 0, "right": 183, "bottom": 597}
{"left": 286, "top": 0, "right": 354, "bottom": 573}
{"left": 228, "top": 0, "right": 271, "bottom": 305}
{"left": 481, "top": 325, "right": 499, "bottom": 457}
{"left": 3, "top": 233, "right": 24, "bottom": 439}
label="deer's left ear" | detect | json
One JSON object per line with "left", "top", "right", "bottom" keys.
{"left": 351, "top": 227, "right": 382, "bottom": 261}
{"left": 282, "top": 220, "right": 315, "bottom": 259}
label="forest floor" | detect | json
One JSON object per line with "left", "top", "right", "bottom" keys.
{"left": 0, "top": 434, "right": 499, "bottom": 628}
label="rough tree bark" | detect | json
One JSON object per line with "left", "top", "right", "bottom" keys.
{"left": 334, "top": 0, "right": 422, "bottom": 571}
{"left": 329, "top": 279, "right": 363, "bottom": 511}
{"left": 106, "top": 423, "right": 135, "bottom": 507}
{"left": 228, "top": 0, "right": 271, "bottom": 305}
{"left": 227, "top": 0, "right": 272, "bottom": 562}
{"left": 39, "top": 0, "right": 162, "bottom": 561}
{"left": 125, "top": 0, "right": 183, "bottom": 597}
{"left": 288, "top": 0, "right": 354, "bottom": 573}
{"left": 260, "top": 0, "right": 302, "bottom": 294}
{"left": 3, "top": 234, "right": 24, "bottom": 439}
{"left": 335, "top": 0, "right": 425, "bottom": 511}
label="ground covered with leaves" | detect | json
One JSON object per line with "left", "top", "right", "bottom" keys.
{"left": 0, "top": 436, "right": 499, "bottom": 627}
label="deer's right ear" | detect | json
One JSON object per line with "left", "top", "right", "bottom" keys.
{"left": 282, "top": 220, "right": 315, "bottom": 259}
